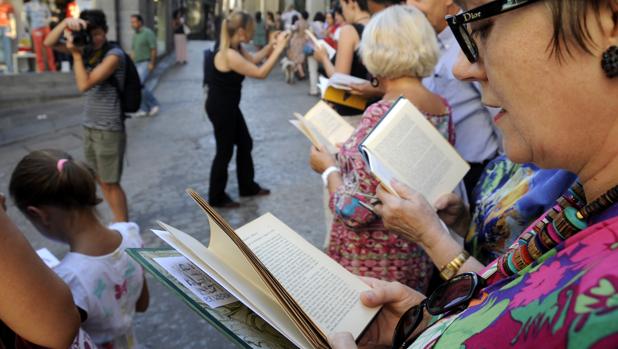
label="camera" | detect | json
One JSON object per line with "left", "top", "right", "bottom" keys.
{"left": 72, "top": 29, "right": 92, "bottom": 47}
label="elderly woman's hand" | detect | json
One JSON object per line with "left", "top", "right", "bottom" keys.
{"left": 329, "top": 276, "right": 426, "bottom": 349}
{"left": 374, "top": 180, "right": 449, "bottom": 248}
{"left": 309, "top": 146, "right": 337, "bottom": 174}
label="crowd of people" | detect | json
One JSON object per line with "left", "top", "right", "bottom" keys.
{"left": 1, "top": 0, "right": 618, "bottom": 348}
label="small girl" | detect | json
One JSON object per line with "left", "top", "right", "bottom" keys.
{"left": 9, "top": 149, "right": 149, "bottom": 349}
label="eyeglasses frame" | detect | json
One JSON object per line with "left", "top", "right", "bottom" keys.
{"left": 445, "top": 0, "right": 541, "bottom": 63}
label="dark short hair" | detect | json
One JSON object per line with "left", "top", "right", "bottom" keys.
{"left": 255, "top": 11, "right": 262, "bottom": 22}
{"left": 314, "top": 11, "right": 326, "bottom": 22}
{"left": 301, "top": 10, "right": 309, "bottom": 20}
{"left": 80, "top": 9, "right": 108, "bottom": 32}
{"left": 343, "top": 0, "right": 370, "bottom": 12}
{"left": 9, "top": 150, "right": 101, "bottom": 213}
{"left": 132, "top": 14, "right": 144, "bottom": 23}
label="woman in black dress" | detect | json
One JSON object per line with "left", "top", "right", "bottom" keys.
{"left": 206, "top": 11, "right": 289, "bottom": 207}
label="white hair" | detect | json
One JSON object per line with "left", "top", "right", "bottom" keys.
{"left": 360, "top": 5, "right": 439, "bottom": 79}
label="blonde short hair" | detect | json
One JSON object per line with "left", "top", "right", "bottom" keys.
{"left": 361, "top": 5, "right": 439, "bottom": 79}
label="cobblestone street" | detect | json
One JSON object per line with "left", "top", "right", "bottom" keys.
{"left": 0, "top": 41, "right": 325, "bottom": 348}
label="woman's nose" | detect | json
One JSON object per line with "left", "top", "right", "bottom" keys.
{"left": 452, "top": 51, "right": 486, "bottom": 82}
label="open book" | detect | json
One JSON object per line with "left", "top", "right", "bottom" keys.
{"left": 290, "top": 101, "right": 355, "bottom": 153}
{"left": 305, "top": 29, "right": 336, "bottom": 60}
{"left": 152, "top": 190, "right": 380, "bottom": 349}
{"left": 317, "top": 74, "right": 370, "bottom": 111}
{"left": 359, "top": 97, "right": 470, "bottom": 203}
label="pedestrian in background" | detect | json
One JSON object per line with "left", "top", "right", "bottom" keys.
{"left": 9, "top": 149, "right": 149, "bottom": 349}
{"left": 205, "top": 11, "right": 289, "bottom": 207}
{"left": 44, "top": 9, "right": 130, "bottom": 223}
{"left": 252, "top": 11, "right": 267, "bottom": 50}
{"left": 24, "top": 0, "right": 57, "bottom": 72}
{"left": 172, "top": 8, "right": 188, "bottom": 64}
{"left": 287, "top": 12, "right": 309, "bottom": 81}
{"left": 131, "top": 14, "right": 160, "bottom": 117}
{"left": 0, "top": 0, "right": 15, "bottom": 74}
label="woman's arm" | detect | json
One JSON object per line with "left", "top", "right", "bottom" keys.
{"left": 375, "top": 181, "right": 485, "bottom": 275}
{"left": 314, "top": 25, "right": 359, "bottom": 78}
{"left": 0, "top": 208, "right": 80, "bottom": 348}
{"left": 241, "top": 42, "right": 275, "bottom": 64}
{"left": 44, "top": 18, "right": 85, "bottom": 54}
{"left": 225, "top": 32, "right": 289, "bottom": 79}
{"left": 72, "top": 52, "right": 120, "bottom": 92}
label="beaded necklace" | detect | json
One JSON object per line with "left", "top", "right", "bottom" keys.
{"left": 497, "top": 182, "right": 618, "bottom": 276}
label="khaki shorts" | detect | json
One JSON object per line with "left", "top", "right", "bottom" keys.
{"left": 83, "top": 127, "right": 126, "bottom": 184}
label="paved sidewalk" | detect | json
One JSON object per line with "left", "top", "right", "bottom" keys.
{"left": 0, "top": 41, "right": 325, "bottom": 348}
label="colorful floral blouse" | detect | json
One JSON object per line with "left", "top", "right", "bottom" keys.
{"left": 410, "top": 202, "right": 618, "bottom": 348}
{"left": 327, "top": 99, "right": 454, "bottom": 293}
{"left": 465, "top": 156, "right": 577, "bottom": 264}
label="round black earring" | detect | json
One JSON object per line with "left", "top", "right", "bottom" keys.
{"left": 371, "top": 77, "right": 379, "bottom": 87}
{"left": 601, "top": 45, "right": 618, "bottom": 78}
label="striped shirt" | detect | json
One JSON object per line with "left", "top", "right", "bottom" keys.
{"left": 83, "top": 47, "right": 126, "bottom": 132}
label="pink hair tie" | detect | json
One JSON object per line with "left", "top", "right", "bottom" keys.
{"left": 57, "top": 159, "right": 69, "bottom": 172}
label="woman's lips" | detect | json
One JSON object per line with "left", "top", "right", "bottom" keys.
{"left": 493, "top": 109, "right": 507, "bottom": 123}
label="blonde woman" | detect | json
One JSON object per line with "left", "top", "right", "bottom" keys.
{"left": 205, "top": 11, "right": 289, "bottom": 207}
{"left": 309, "top": 5, "right": 453, "bottom": 292}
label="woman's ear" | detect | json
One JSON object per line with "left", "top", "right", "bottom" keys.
{"left": 25, "top": 206, "right": 48, "bottom": 226}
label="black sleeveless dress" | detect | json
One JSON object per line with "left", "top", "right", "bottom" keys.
{"left": 205, "top": 44, "right": 261, "bottom": 205}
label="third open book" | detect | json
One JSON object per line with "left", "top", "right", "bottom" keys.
{"left": 290, "top": 100, "right": 355, "bottom": 154}
{"left": 152, "top": 190, "right": 380, "bottom": 349}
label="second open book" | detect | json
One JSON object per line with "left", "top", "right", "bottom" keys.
{"left": 290, "top": 101, "right": 355, "bottom": 154}
{"left": 152, "top": 190, "right": 380, "bottom": 349}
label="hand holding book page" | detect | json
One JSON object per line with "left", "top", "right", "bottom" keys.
{"left": 290, "top": 101, "right": 355, "bottom": 154}
{"left": 359, "top": 97, "right": 470, "bottom": 204}
{"left": 305, "top": 29, "right": 336, "bottom": 60}
{"left": 152, "top": 189, "right": 380, "bottom": 349}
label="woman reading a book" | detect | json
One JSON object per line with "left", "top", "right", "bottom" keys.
{"left": 309, "top": 5, "right": 454, "bottom": 293}
{"left": 205, "top": 11, "right": 289, "bottom": 208}
{"left": 329, "top": 0, "right": 618, "bottom": 347}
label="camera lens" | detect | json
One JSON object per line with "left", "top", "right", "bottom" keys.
{"left": 72, "top": 30, "right": 92, "bottom": 47}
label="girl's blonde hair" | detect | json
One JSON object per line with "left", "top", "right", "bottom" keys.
{"left": 219, "top": 11, "right": 254, "bottom": 63}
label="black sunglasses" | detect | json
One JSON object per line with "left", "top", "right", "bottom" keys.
{"left": 445, "top": 0, "right": 540, "bottom": 63}
{"left": 391, "top": 272, "right": 486, "bottom": 349}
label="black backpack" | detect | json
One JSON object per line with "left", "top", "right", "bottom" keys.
{"left": 105, "top": 43, "right": 142, "bottom": 117}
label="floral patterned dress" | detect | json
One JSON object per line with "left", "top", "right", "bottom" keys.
{"left": 466, "top": 155, "right": 577, "bottom": 264}
{"left": 327, "top": 99, "right": 454, "bottom": 292}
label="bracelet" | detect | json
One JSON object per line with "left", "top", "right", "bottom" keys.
{"left": 321, "top": 166, "right": 340, "bottom": 187}
{"left": 439, "top": 250, "right": 470, "bottom": 280}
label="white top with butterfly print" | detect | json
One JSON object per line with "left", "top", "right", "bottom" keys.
{"left": 54, "top": 222, "right": 144, "bottom": 348}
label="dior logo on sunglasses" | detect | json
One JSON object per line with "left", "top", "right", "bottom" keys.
{"left": 463, "top": 11, "right": 482, "bottom": 21}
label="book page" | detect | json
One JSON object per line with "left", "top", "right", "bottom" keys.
{"left": 236, "top": 213, "right": 380, "bottom": 339}
{"left": 153, "top": 223, "right": 313, "bottom": 349}
{"left": 305, "top": 29, "right": 335, "bottom": 59}
{"left": 303, "top": 101, "right": 354, "bottom": 153}
{"left": 153, "top": 256, "right": 236, "bottom": 308}
{"left": 329, "top": 73, "right": 370, "bottom": 90}
{"left": 363, "top": 98, "right": 469, "bottom": 203}
{"left": 289, "top": 119, "right": 321, "bottom": 149}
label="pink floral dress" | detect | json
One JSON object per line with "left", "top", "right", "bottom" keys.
{"left": 327, "top": 99, "right": 454, "bottom": 292}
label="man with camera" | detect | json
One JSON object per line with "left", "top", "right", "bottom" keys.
{"left": 44, "top": 10, "right": 129, "bottom": 223}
